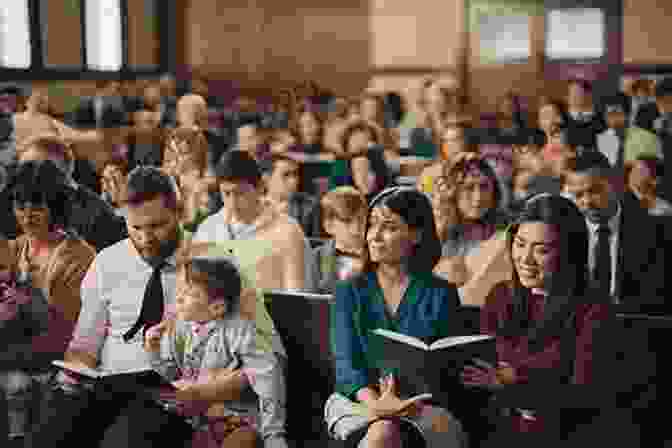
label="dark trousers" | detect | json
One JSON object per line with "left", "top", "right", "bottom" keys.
{"left": 25, "top": 381, "right": 194, "bottom": 448}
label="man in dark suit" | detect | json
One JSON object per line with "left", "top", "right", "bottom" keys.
{"left": 563, "top": 150, "right": 667, "bottom": 312}
{"left": 617, "top": 76, "right": 660, "bottom": 132}
{"left": 652, "top": 77, "right": 672, "bottom": 202}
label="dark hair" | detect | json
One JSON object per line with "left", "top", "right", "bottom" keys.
{"left": 214, "top": 150, "right": 262, "bottom": 187}
{"left": 358, "top": 187, "right": 441, "bottom": 279}
{"left": 602, "top": 94, "right": 632, "bottom": 118}
{"left": 572, "top": 150, "right": 613, "bottom": 178}
{"left": 384, "top": 92, "right": 405, "bottom": 125}
{"left": 10, "top": 160, "right": 71, "bottom": 230}
{"left": 568, "top": 78, "right": 593, "bottom": 93}
{"left": 185, "top": 257, "right": 242, "bottom": 309}
{"left": 497, "top": 91, "right": 526, "bottom": 128}
{"left": 259, "top": 153, "right": 300, "bottom": 177}
{"left": 126, "top": 166, "right": 179, "bottom": 210}
{"left": 503, "top": 194, "right": 595, "bottom": 352}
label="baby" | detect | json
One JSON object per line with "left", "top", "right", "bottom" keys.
{"left": 145, "top": 251, "right": 288, "bottom": 448}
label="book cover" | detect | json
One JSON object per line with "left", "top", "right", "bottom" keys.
{"left": 52, "top": 360, "right": 176, "bottom": 391}
{"left": 369, "top": 330, "right": 497, "bottom": 400}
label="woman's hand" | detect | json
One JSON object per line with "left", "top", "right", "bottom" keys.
{"left": 365, "top": 375, "right": 429, "bottom": 420}
{"left": 461, "top": 359, "right": 516, "bottom": 390}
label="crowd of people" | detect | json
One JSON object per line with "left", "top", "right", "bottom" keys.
{"left": 0, "top": 70, "right": 669, "bottom": 447}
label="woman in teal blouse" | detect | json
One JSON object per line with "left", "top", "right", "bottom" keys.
{"left": 325, "top": 187, "right": 467, "bottom": 448}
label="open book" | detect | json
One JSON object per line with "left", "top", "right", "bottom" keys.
{"left": 52, "top": 360, "right": 176, "bottom": 391}
{"left": 369, "top": 330, "right": 497, "bottom": 401}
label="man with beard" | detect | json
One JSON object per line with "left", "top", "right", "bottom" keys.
{"left": 563, "top": 150, "right": 667, "bottom": 311}
{"left": 25, "top": 166, "right": 248, "bottom": 447}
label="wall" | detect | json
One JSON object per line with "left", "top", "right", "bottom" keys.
{"left": 623, "top": 0, "right": 672, "bottom": 64}
{"left": 183, "top": 0, "right": 370, "bottom": 95}
{"left": 367, "top": 0, "right": 466, "bottom": 100}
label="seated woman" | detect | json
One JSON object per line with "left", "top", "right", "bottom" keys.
{"left": 433, "top": 154, "right": 508, "bottom": 285}
{"left": 8, "top": 160, "right": 96, "bottom": 358}
{"left": 461, "top": 194, "right": 614, "bottom": 446}
{"left": 5, "top": 160, "right": 95, "bottom": 438}
{"left": 325, "top": 187, "right": 466, "bottom": 448}
{"left": 330, "top": 121, "right": 393, "bottom": 202}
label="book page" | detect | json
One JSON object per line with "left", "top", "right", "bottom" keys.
{"left": 52, "top": 360, "right": 102, "bottom": 379}
{"left": 372, "top": 329, "right": 429, "bottom": 350}
{"left": 429, "top": 334, "right": 494, "bottom": 351}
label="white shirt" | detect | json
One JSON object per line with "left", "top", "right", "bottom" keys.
{"left": 585, "top": 204, "right": 621, "bottom": 299}
{"left": 69, "top": 239, "right": 178, "bottom": 373}
{"left": 194, "top": 208, "right": 317, "bottom": 292}
{"left": 596, "top": 129, "right": 624, "bottom": 166}
{"left": 597, "top": 128, "right": 664, "bottom": 166}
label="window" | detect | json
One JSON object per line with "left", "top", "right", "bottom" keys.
{"left": 85, "top": 0, "right": 123, "bottom": 71}
{"left": 478, "top": 13, "right": 531, "bottom": 63}
{"left": 546, "top": 8, "right": 605, "bottom": 60}
{"left": 0, "top": 1, "right": 32, "bottom": 68}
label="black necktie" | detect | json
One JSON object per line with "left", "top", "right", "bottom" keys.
{"left": 123, "top": 262, "right": 166, "bottom": 342}
{"left": 615, "top": 129, "right": 626, "bottom": 170}
{"left": 593, "top": 225, "right": 612, "bottom": 297}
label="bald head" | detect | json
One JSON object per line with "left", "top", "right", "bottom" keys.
{"left": 177, "top": 94, "right": 207, "bottom": 127}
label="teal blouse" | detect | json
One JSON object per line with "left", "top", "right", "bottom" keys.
{"left": 331, "top": 271, "right": 462, "bottom": 400}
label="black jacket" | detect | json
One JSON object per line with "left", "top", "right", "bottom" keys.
{"left": 66, "top": 184, "right": 128, "bottom": 252}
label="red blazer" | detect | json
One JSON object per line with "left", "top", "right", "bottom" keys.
{"left": 482, "top": 282, "right": 612, "bottom": 386}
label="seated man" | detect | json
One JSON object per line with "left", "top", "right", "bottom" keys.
{"left": 193, "top": 150, "right": 316, "bottom": 292}
{"left": 597, "top": 95, "right": 663, "bottom": 168}
{"left": 260, "top": 154, "right": 321, "bottom": 238}
{"left": 17, "top": 135, "right": 128, "bottom": 252}
{"left": 26, "top": 167, "right": 212, "bottom": 447}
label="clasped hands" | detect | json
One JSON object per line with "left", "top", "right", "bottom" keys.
{"left": 363, "top": 374, "right": 431, "bottom": 420}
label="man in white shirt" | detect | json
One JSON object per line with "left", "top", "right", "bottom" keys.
{"left": 26, "top": 167, "right": 246, "bottom": 447}
{"left": 596, "top": 95, "right": 663, "bottom": 168}
{"left": 563, "top": 151, "right": 666, "bottom": 309}
{"left": 193, "top": 150, "right": 316, "bottom": 292}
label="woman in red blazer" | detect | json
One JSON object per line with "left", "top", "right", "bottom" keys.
{"left": 460, "top": 193, "right": 615, "bottom": 446}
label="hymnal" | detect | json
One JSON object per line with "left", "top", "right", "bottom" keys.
{"left": 369, "top": 330, "right": 497, "bottom": 399}
{"left": 52, "top": 360, "right": 176, "bottom": 392}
